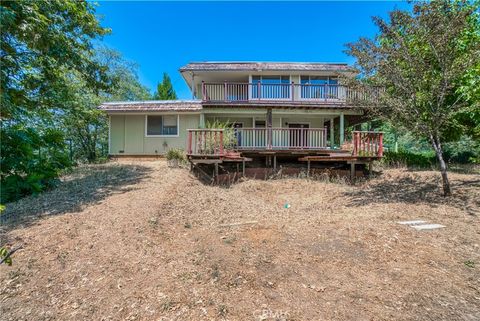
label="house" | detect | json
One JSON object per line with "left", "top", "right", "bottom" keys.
{"left": 99, "top": 61, "right": 383, "bottom": 177}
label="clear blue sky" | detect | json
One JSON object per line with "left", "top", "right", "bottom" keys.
{"left": 95, "top": 1, "right": 409, "bottom": 99}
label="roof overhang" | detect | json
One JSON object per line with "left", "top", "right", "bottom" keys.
{"left": 98, "top": 100, "right": 203, "bottom": 113}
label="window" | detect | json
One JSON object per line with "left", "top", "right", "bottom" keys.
{"left": 300, "top": 76, "right": 338, "bottom": 99}
{"left": 251, "top": 75, "right": 290, "bottom": 99}
{"left": 146, "top": 115, "right": 178, "bottom": 136}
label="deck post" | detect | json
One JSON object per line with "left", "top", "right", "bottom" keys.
{"left": 330, "top": 117, "right": 335, "bottom": 148}
{"left": 266, "top": 108, "right": 273, "bottom": 149}
{"left": 350, "top": 162, "right": 355, "bottom": 181}
{"left": 339, "top": 113, "right": 344, "bottom": 145}
{"left": 273, "top": 155, "right": 277, "bottom": 170}
{"left": 214, "top": 163, "right": 219, "bottom": 183}
{"left": 242, "top": 159, "right": 246, "bottom": 176}
{"left": 307, "top": 160, "right": 311, "bottom": 178}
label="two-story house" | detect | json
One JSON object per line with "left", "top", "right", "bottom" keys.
{"left": 99, "top": 61, "right": 382, "bottom": 174}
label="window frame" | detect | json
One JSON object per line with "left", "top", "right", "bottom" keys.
{"left": 144, "top": 114, "right": 180, "bottom": 138}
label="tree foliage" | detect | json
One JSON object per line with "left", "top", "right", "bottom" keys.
{"left": 61, "top": 47, "right": 151, "bottom": 163}
{"left": 346, "top": 0, "right": 480, "bottom": 196}
{"left": 0, "top": 0, "right": 111, "bottom": 203}
{"left": 153, "top": 73, "right": 177, "bottom": 100}
{"left": 0, "top": 1, "right": 151, "bottom": 203}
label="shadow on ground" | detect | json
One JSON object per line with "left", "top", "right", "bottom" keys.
{"left": 0, "top": 163, "right": 152, "bottom": 229}
{"left": 344, "top": 172, "right": 480, "bottom": 215}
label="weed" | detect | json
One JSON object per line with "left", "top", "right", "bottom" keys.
{"left": 464, "top": 260, "right": 475, "bottom": 268}
{"left": 211, "top": 264, "right": 220, "bottom": 280}
{"left": 223, "top": 235, "right": 236, "bottom": 245}
{"left": 218, "top": 304, "right": 228, "bottom": 317}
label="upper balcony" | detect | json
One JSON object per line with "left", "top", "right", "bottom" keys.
{"left": 201, "top": 81, "right": 381, "bottom": 105}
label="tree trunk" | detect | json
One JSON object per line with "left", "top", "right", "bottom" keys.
{"left": 430, "top": 134, "right": 451, "bottom": 196}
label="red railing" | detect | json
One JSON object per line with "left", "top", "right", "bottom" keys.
{"left": 201, "top": 82, "right": 383, "bottom": 103}
{"left": 187, "top": 129, "right": 224, "bottom": 156}
{"left": 352, "top": 131, "right": 383, "bottom": 157}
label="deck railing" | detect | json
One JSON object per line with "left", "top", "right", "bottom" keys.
{"left": 187, "top": 128, "right": 328, "bottom": 156}
{"left": 202, "top": 82, "right": 382, "bottom": 103}
{"left": 352, "top": 131, "right": 383, "bottom": 157}
{"left": 235, "top": 128, "right": 328, "bottom": 150}
{"left": 187, "top": 129, "right": 224, "bottom": 156}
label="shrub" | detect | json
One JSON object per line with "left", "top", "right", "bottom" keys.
{"left": 382, "top": 150, "right": 436, "bottom": 168}
{"left": 165, "top": 148, "right": 186, "bottom": 167}
{"left": 205, "top": 120, "right": 237, "bottom": 151}
{"left": 1, "top": 125, "right": 72, "bottom": 203}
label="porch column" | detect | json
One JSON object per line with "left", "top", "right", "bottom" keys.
{"left": 199, "top": 113, "right": 205, "bottom": 128}
{"left": 330, "top": 117, "right": 335, "bottom": 148}
{"left": 339, "top": 112, "right": 344, "bottom": 145}
{"left": 266, "top": 108, "right": 272, "bottom": 149}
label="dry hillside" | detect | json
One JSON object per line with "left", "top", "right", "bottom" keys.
{"left": 1, "top": 161, "right": 479, "bottom": 321}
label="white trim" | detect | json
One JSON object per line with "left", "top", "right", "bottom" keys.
{"left": 144, "top": 114, "right": 180, "bottom": 138}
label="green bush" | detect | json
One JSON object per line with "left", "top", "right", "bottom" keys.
{"left": 0, "top": 125, "right": 71, "bottom": 203}
{"left": 165, "top": 148, "right": 186, "bottom": 167}
{"left": 205, "top": 120, "right": 237, "bottom": 150}
{"left": 382, "top": 150, "right": 436, "bottom": 168}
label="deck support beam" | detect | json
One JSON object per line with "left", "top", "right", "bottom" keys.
{"left": 214, "top": 163, "right": 219, "bottom": 183}
{"left": 266, "top": 108, "right": 273, "bottom": 149}
{"left": 339, "top": 113, "right": 344, "bottom": 146}
{"left": 330, "top": 117, "right": 335, "bottom": 148}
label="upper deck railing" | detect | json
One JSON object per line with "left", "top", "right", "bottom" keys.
{"left": 201, "top": 82, "right": 382, "bottom": 103}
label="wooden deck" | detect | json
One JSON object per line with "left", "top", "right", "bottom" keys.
{"left": 187, "top": 129, "right": 383, "bottom": 181}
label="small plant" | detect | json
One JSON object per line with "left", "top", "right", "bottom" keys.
{"left": 165, "top": 148, "right": 186, "bottom": 167}
{"left": 464, "top": 260, "right": 475, "bottom": 268}
{"left": 223, "top": 235, "right": 236, "bottom": 245}
{"left": 218, "top": 304, "right": 228, "bottom": 317}
{"left": 0, "top": 247, "right": 13, "bottom": 266}
{"left": 205, "top": 120, "right": 237, "bottom": 151}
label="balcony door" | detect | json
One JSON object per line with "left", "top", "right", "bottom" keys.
{"left": 251, "top": 75, "right": 290, "bottom": 99}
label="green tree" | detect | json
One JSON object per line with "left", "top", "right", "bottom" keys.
{"left": 154, "top": 73, "right": 177, "bottom": 100}
{"left": 346, "top": 0, "right": 480, "bottom": 196}
{"left": 61, "top": 47, "right": 151, "bottom": 163}
{"left": 0, "top": 0, "right": 110, "bottom": 202}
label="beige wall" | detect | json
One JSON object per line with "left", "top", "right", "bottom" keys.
{"left": 109, "top": 110, "right": 347, "bottom": 155}
{"left": 109, "top": 114, "right": 200, "bottom": 155}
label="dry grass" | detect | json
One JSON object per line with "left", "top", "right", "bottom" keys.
{"left": 1, "top": 160, "right": 479, "bottom": 321}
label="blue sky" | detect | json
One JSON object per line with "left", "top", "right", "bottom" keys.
{"left": 95, "top": 1, "right": 409, "bottom": 99}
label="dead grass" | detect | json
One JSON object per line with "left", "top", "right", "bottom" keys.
{"left": 1, "top": 160, "right": 479, "bottom": 321}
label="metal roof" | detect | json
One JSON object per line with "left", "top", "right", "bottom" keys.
{"left": 180, "top": 61, "right": 353, "bottom": 72}
{"left": 98, "top": 100, "right": 202, "bottom": 112}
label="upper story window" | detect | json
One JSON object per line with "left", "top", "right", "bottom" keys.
{"left": 146, "top": 115, "right": 178, "bottom": 136}
{"left": 251, "top": 75, "right": 290, "bottom": 99}
{"left": 300, "top": 76, "right": 339, "bottom": 99}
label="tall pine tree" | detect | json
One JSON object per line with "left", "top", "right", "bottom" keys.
{"left": 154, "top": 73, "right": 177, "bottom": 100}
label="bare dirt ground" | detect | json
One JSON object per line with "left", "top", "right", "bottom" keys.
{"left": 1, "top": 160, "right": 479, "bottom": 321}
